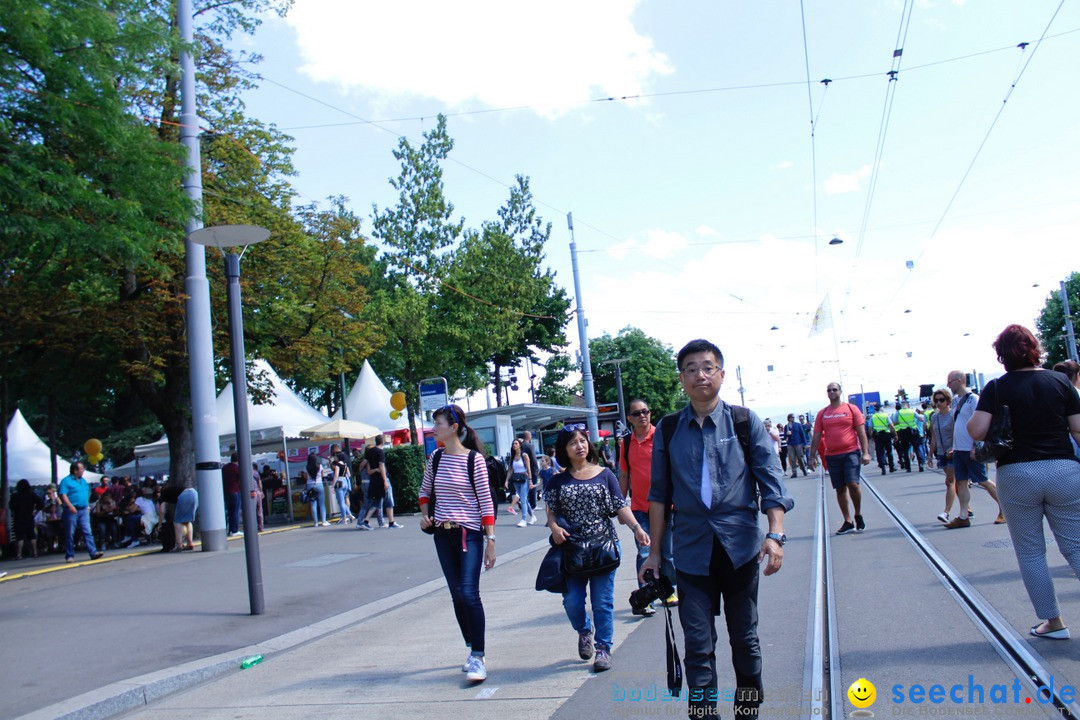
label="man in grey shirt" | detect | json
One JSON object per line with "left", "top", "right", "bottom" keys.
{"left": 642, "top": 339, "right": 793, "bottom": 719}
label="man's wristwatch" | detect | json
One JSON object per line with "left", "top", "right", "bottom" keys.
{"left": 766, "top": 532, "right": 787, "bottom": 546}
{"left": 485, "top": 535, "right": 496, "bottom": 543}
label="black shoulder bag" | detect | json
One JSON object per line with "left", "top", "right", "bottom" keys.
{"left": 972, "top": 382, "right": 1013, "bottom": 463}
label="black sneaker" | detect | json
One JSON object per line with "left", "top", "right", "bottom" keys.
{"left": 854, "top": 515, "right": 865, "bottom": 532}
{"left": 836, "top": 521, "right": 855, "bottom": 535}
{"left": 578, "top": 630, "right": 594, "bottom": 660}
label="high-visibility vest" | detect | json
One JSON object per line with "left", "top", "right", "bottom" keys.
{"left": 871, "top": 411, "right": 892, "bottom": 432}
{"left": 895, "top": 408, "right": 917, "bottom": 430}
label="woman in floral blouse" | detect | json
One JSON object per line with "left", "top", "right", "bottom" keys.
{"left": 545, "top": 425, "right": 649, "bottom": 673}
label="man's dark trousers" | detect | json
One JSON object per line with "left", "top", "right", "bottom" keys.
{"left": 874, "top": 432, "right": 895, "bottom": 472}
{"left": 678, "top": 535, "right": 762, "bottom": 717}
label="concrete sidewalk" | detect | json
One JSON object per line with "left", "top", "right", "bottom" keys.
{"left": 20, "top": 526, "right": 662, "bottom": 720}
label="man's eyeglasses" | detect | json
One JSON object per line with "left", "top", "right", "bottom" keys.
{"left": 826, "top": 387, "right": 841, "bottom": 393}
{"left": 629, "top": 409, "right": 651, "bottom": 418}
{"left": 681, "top": 364, "right": 721, "bottom": 377}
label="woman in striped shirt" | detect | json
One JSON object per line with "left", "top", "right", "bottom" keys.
{"left": 419, "top": 404, "right": 496, "bottom": 682}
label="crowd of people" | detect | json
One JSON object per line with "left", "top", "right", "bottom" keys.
{"left": 7, "top": 465, "right": 169, "bottom": 562}
{"left": 6, "top": 323, "right": 1078, "bottom": 720}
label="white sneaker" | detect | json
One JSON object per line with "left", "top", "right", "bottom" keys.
{"left": 527, "top": 514, "right": 538, "bottom": 525}
{"left": 516, "top": 520, "right": 527, "bottom": 528}
{"left": 936, "top": 512, "right": 949, "bottom": 523}
{"left": 320, "top": 521, "right": 331, "bottom": 527}
{"left": 465, "top": 655, "right": 487, "bottom": 682}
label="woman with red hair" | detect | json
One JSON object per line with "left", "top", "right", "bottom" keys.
{"left": 969, "top": 324, "right": 1080, "bottom": 640}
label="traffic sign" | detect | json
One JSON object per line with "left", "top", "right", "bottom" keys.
{"left": 419, "top": 377, "right": 448, "bottom": 412}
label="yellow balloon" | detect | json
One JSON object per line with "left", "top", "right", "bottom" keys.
{"left": 84, "top": 438, "right": 102, "bottom": 455}
{"left": 389, "top": 410, "right": 401, "bottom": 420}
{"left": 390, "top": 391, "right": 407, "bottom": 411}
{"left": 90, "top": 453, "right": 104, "bottom": 465}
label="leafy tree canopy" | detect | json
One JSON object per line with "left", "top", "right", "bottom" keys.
{"left": 1035, "top": 272, "right": 1080, "bottom": 368}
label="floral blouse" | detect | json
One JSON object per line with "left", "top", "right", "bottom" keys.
{"left": 544, "top": 467, "right": 627, "bottom": 540}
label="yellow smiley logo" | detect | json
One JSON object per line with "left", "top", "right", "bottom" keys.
{"left": 848, "top": 678, "right": 876, "bottom": 709}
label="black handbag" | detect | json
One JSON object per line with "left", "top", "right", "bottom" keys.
{"left": 535, "top": 536, "right": 567, "bottom": 593}
{"left": 973, "top": 382, "right": 1013, "bottom": 462}
{"left": 562, "top": 524, "right": 621, "bottom": 579}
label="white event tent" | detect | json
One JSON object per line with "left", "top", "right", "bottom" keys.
{"left": 133, "top": 359, "right": 329, "bottom": 459}
{"left": 4, "top": 409, "right": 102, "bottom": 484}
{"left": 331, "top": 359, "right": 409, "bottom": 433}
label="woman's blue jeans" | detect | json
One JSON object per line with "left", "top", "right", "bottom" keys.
{"left": 432, "top": 527, "right": 486, "bottom": 655}
{"left": 563, "top": 563, "right": 617, "bottom": 650}
{"left": 514, "top": 477, "right": 531, "bottom": 518}
{"left": 334, "top": 484, "right": 352, "bottom": 519}
{"left": 307, "top": 482, "right": 326, "bottom": 524}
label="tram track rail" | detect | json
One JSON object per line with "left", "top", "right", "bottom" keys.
{"left": 857, "top": 475, "right": 1079, "bottom": 719}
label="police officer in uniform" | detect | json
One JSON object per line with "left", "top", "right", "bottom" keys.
{"left": 871, "top": 402, "right": 897, "bottom": 474}
{"left": 893, "top": 401, "right": 923, "bottom": 472}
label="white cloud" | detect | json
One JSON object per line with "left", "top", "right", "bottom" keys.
{"left": 824, "top": 164, "right": 872, "bottom": 194}
{"left": 285, "top": 0, "right": 673, "bottom": 116}
{"left": 607, "top": 228, "right": 688, "bottom": 260}
{"left": 772, "top": 160, "right": 794, "bottom": 170}
{"left": 695, "top": 224, "right": 719, "bottom": 236}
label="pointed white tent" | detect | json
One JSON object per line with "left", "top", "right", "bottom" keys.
{"left": 332, "top": 360, "right": 408, "bottom": 433}
{"left": 134, "top": 360, "right": 329, "bottom": 458}
{"left": 4, "top": 409, "right": 101, "bottom": 483}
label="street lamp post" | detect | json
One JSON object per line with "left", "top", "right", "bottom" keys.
{"left": 189, "top": 224, "right": 270, "bottom": 616}
{"left": 598, "top": 358, "right": 629, "bottom": 429}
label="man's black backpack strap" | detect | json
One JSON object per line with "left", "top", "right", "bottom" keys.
{"left": 659, "top": 403, "right": 753, "bottom": 501}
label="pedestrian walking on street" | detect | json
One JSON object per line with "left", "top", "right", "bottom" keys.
{"left": 945, "top": 371, "right": 1006, "bottom": 528}
{"left": 641, "top": 339, "right": 792, "bottom": 718}
{"left": 548, "top": 424, "right": 649, "bottom": 673}
{"left": 968, "top": 324, "right": 1080, "bottom": 640}
{"left": 810, "top": 383, "right": 872, "bottom": 535}
{"left": 927, "top": 388, "right": 968, "bottom": 524}
{"left": 783, "top": 413, "right": 808, "bottom": 477}
{"left": 58, "top": 462, "right": 103, "bottom": 562}
{"left": 418, "top": 404, "right": 496, "bottom": 682}
{"left": 508, "top": 439, "right": 535, "bottom": 527}
{"left": 618, "top": 399, "right": 677, "bottom": 618}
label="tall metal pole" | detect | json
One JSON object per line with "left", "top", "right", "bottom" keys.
{"left": 224, "top": 252, "right": 265, "bottom": 615}
{"left": 338, "top": 348, "right": 350, "bottom": 454}
{"left": 736, "top": 365, "right": 746, "bottom": 406}
{"left": 1061, "top": 280, "right": 1079, "bottom": 363}
{"left": 568, "top": 213, "right": 600, "bottom": 442}
{"left": 179, "top": 0, "right": 226, "bottom": 551}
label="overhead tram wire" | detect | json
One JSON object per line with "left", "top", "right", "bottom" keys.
{"left": 256, "top": 79, "right": 785, "bottom": 321}
{"left": 270, "top": 27, "right": 1080, "bottom": 133}
{"left": 798, "top": 0, "right": 832, "bottom": 295}
{"left": 884, "top": 0, "right": 1067, "bottom": 310}
{"left": 839, "top": 0, "right": 916, "bottom": 318}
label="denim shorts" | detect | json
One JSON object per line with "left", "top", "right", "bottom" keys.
{"left": 953, "top": 451, "right": 989, "bottom": 483}
{"left": 825, "top": 451, "right": 861, "bottom": 489}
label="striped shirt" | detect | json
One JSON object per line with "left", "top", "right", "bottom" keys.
{"left": 419, "top": 451, "right": 495, "bottom": 530}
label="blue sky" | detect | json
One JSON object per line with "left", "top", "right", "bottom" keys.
{"left": 238, "top": 0, "right": 1080, "bottom": 419}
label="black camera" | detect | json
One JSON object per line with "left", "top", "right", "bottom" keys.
{"left": 629, "top": 569, "right": 675, "bottom": 613}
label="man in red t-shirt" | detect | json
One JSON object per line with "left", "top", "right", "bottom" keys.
{"left": 617, "top": 398, "right": 676, "bottom": 616}
{"left": 809, "top": 383, "right": 871, "bottom": 535}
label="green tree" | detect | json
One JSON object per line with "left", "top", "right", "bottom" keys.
{"left": 534, "top": 352, "right": 581, "bottom": 406}
{"left": 1035, "top": 272, "right": 1080, "bottom": 368}
{"left": 589, "top": 328, "right": 682, "bottom": 420}
{"left": 485, "top": 176, "right": 571, "bottom": 405}
{"left": 367, "top": 115, "right": 468, "bottom": 438}
{"left": 0, "top": 0, "right": 381, "bottom": 486}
